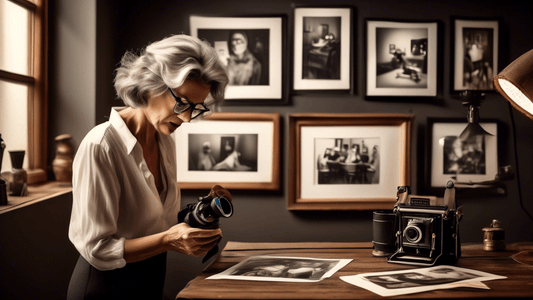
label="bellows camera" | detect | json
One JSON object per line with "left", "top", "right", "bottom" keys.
{"left": 387, "top": 180, "right": 463, "bottom": 266}
{"left": 178, "top": 184, "right": 233, "bottom": 229}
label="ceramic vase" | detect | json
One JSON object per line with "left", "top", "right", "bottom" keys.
{"left": 52, "top": 134, "right": 74, "bottom": 183}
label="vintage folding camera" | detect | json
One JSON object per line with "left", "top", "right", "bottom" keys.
{"left": 388, "top": 181, "right": 462, "bottom": 266}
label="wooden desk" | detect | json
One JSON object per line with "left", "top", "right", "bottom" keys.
{"left": 176, "top": 242, "right": 533, "bottom": 299}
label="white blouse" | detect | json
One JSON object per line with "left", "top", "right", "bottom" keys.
{"left": 68, "top": 107, "right": 181, "bottom": 271}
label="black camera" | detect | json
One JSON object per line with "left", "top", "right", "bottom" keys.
{"left": 387, "top": 181, "right": 463, "bottom": 266}
{"left": 178, "top": 185, "right": 233, "bottom": 229}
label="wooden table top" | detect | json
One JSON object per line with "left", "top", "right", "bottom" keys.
{"left": 176, "top": 241, "right": 533, "bottom": 299}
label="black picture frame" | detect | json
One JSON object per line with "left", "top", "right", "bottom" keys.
{"left": 451, "top": 17, "right": 500, "bottom": 93}
{"left": 292, "top": 6, "right": 353, "bottom": 92}
{"left": 189, "top": 15, "right": 288, "bottom": 105}
{"left": 425, "top": 118, "right": 500, "bottom": 195}
{"left": 365, "top": 19, "right": 438, "bottom": 98}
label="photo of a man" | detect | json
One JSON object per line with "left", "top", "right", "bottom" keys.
{"left": 197, "top": 29, "right": 270, "bottom": 86}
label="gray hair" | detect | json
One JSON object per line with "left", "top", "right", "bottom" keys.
{"left": 114, "top": 34, "right": 228, "bottom": 108}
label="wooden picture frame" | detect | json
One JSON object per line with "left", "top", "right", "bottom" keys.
{"left": 189, "top": 15, "right": 286, "bottom": 104}
{"left": 288, "top": 113, "right": 413, "bottom": 210}
{"left": 292, "top": 6, "right": 352, "bottom": 91}
{"left": 173, "top": 113, "right": 280, "bottom": 190}
{"left": 365, "top": 20, "right": 438, "bottom": 97}
{"left": 452, "top": 18, "right": 499, "bottom": 92}
{"left": 426, "top": 118, "right": 499, "bottom": 193}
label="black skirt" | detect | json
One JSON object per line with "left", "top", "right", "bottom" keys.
{"left": 67, "top": 252, "right": 167, "bottom": 300}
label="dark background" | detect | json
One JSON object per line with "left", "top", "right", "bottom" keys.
{"left": 1, "top": 0, "right": 532, "bottom": 299}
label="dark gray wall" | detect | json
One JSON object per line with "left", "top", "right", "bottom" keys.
{"left": 16, "top": 0, "right": 531, "bottom": 299}
{"left": 95, "top": 0, "right": 533, "bottom": 241}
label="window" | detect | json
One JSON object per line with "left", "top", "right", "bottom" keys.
{"left": 0, "top": 0, "right": 47, "bottom": 183}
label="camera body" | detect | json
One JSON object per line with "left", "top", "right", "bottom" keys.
{"left": 178, "top": 185, "right": 233, "bottom": 229}
{"left": 388, "top": 181, "right": 462, "bottom": 266}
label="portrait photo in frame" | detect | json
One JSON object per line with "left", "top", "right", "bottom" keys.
{"left": 452, "top": 18, "right": 499, "bottom": 92}
{"left": 293, "top": 6, "right": 352, "bottom": 91}
{"left": 189, "top": 15, "right": 285, "bottom": 103}
{"left": 288, "top": 113, "right": 413, "bottom": 210}
{"left": 426, "top": 118, "right": 499, "bottom": 192}
{"left": 173, "top": 113, "right": 280, "bottom": 190}
{"left": 365, "top": 20, "right": 438, "bottom": 97}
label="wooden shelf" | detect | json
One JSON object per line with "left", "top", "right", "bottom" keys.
{"left": 0, "top": 181, "right": 72, "bottom": 214}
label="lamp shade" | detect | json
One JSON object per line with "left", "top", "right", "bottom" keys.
{"left": 493, "top": 49, "right": 533, "bottom": 120}
{"left": 459, "top": 123, "right": 492, "bottom": 141}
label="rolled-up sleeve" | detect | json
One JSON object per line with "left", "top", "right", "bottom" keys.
{"left": 69, "top": 137, "right": 126, "bottom": 271}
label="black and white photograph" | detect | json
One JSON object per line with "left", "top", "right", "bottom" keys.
{"left": 207, "top": 256, "right": 352, "bottom": 282}
{"left": 190, "top": 15, "right": 283, "bottom": 101}
{"left": 364, "top": 268, "right": 478, "bottom": 289}
{"left": 301, "top": 16, "right": 341, "bottom": 80}
{"left": 340, "top": 265, "right": 506, "bottom": 297}
{"left": 315, "top": 137, "right": 380, "bottom": 185}
{"left": 366, "top": 20, "right": 437, "bottom": 97}
{"left": 173, "top": 113, "right": 280, "bottom": 190}
{"left": 293, "top": 7, "right": 352, "bottom": 90}
{"left": 442, "top": 135, "right": 486, "bottom": 175}
{"left": 288, "top": 114, "right": 412, "bottom": 210}
{"left": 188, "top": 134, "right": 257, "bottom": 172}
{"left": 199, "top": 29, "right": 269, "bottom": 86}
{"left": 453, "top": 19, "right": 499, "bottom": 92}
{"left": 428, "top": 118, "right": 498, "bottom": 190}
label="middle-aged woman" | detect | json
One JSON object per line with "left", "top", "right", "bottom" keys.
{"left": 67, "top": 34, "right": 229, "bottom": 300}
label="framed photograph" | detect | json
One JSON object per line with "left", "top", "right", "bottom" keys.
{"left": 365, "top": 20, "right": 438, "bottom": 97}
{"left": 452, "top": 18, "right": 499, "bottom": 92}
{"left": 173, "top": 113, "right": 280, "bottom": 190}
{"left": 293, "top": 7, "right": 352, "bottom": 91}
{"left": 288, "top": 113, "right": 413, "bottom": 210}
{"left": 426, "top": 118, "right": 498, "bottom": 192}
{"left": 190, "top": 15, "right": 286, "bottom": 104}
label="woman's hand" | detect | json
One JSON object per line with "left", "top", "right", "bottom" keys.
{"left": 164, "top": 223, "right": 222, "bottom": 257}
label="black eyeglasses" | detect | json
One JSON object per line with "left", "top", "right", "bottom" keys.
{"left": 168, "top": 88, "right": 211, "bottom": 120}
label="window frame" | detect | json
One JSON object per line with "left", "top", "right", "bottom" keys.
{"left": 0, "top": 0, "right": 48, "bottom": 183}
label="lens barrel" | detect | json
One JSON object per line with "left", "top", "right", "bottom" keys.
{"left": 404, "top": 224, "right": 423, "bottom": 244}
{"left": 210, "top": 196, "right": 233, "bottom": 218}
{"left": 372, "top": 210, "right": 397, "bottom": 256}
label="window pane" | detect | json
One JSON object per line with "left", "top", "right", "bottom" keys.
{"left": 0, "top": 0, "right": 30, "bottom": 76}
{"left": 0, "top": 80, "right": 28, "bottom": 172}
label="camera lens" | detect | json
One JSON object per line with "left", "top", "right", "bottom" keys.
{"left": 404, "top": 225, "right": 422, "bottom": 244}
{"left": 210, "top": 196, "right": 233, "bottom": 218}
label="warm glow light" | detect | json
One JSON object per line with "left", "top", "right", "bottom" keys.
{"left": 497, "top": 78, "right": 533, "bottom": 115}
{"left": 494, "top": 49, "right": 533, "bottom": 120}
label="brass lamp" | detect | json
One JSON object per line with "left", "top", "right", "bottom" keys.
{"left": 494, "top": 49, "right": 533, "bottom": 119}
{"left": 459, "top": 90, "right": 493, "bottom": 141}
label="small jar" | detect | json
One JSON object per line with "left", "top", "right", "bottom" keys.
{"left": 482, "top": 219, "right": 505, "bottom": 251}
{"left": 9, "top": 150, "right": 28, "bottom": 196}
